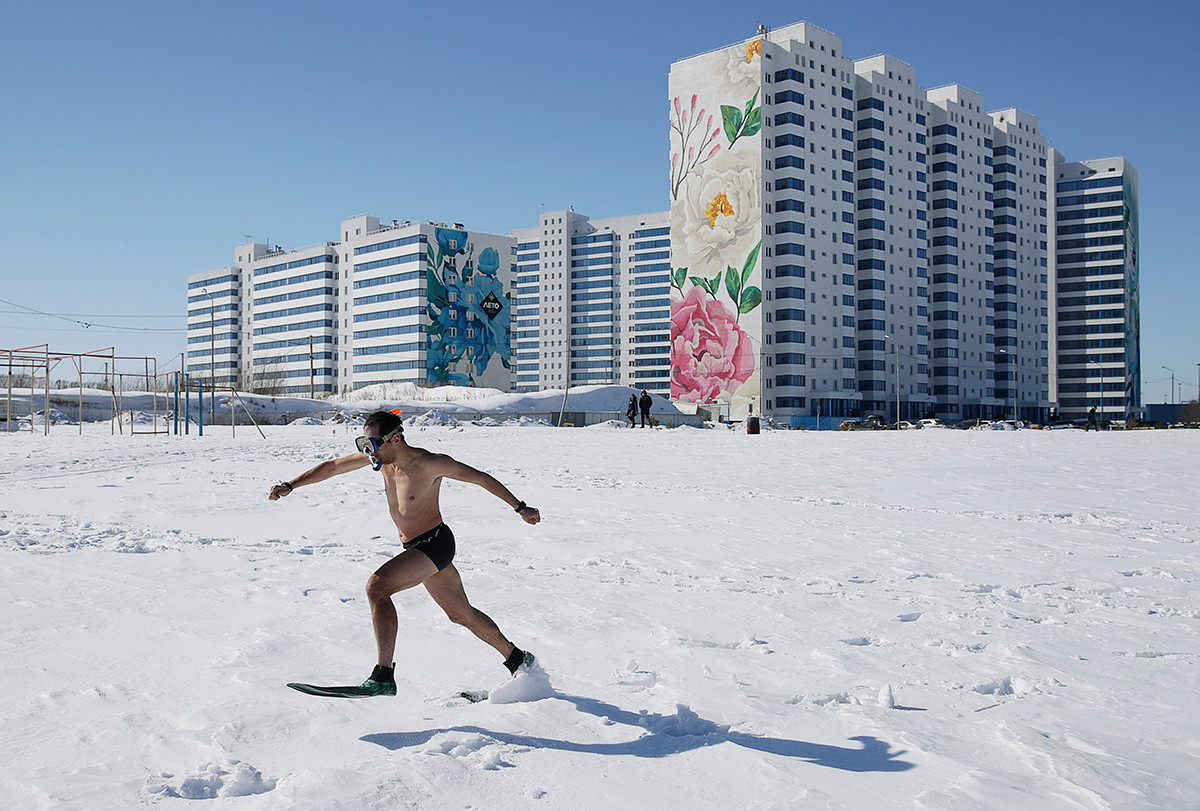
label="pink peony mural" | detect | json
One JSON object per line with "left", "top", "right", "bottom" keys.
{"left": 670, "top": 286, "right": 755, "bottom": 403}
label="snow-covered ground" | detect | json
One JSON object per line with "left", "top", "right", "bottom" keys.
{"left": 1, "top": 420, "right": 1197, "bottom": 808}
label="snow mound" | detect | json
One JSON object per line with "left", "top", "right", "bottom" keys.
{"left": 488, "top": 661, "right": 555, "bottom": 704}
{"left": 407, "top": 409, "right": 462, "bottom": 427}
{"left": 503, "top": 416, "right": 552, "bottom": 427}
{"left": 585, "top": 419, "right": 633, "bottom": 430}
{"left": 31, "top": 408, "right": 77, "bottom": 426}
{"left": 638, "top": 704, "right": 728, "bottom": 737}
{"left": 145, "top": 761, "right": 276, "bottom": 800}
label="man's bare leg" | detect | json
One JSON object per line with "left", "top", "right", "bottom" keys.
{"left": 366, "top": 549, "right": 439, "bottom": 667}
{"left": 423, "top": 564, "right": 517, "bottom": 659}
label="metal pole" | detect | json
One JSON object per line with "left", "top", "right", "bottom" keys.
{"left": 44, "top": 347, "right": 50, "bottom": 436}
{"left": 76, "top": 356, "right": 83, "bottom": 436}
{"left": 885, "top": 334, "right": 899, "bottom": 425}
{"left": 309, "top": 335, "right": 314, "bottom": 400}
{"left": 895, "top": 341, "right": 900, "bottom": 425}
{"left": 554, "top": 319, "right": 570, "bottom": 427}
{"left": 152, "top": 358, "right": 159, "bottom": 434}
{"left": 558, "top": 379, "right": 569, "bottom": 427}
{"left": 1012, "top": 366, "right": 1018, "bottom": 424}
{"left": 202, "top": 287, "right": 216, "bottom": 424}
{"left": 108, "top": 359, "right": 116, "bottom": 435}
{"left": 198, "top": 379, "right": 204, "bottom": 437}
{"left": 1161, "top": 366, "right": 1175, "bottom": 405}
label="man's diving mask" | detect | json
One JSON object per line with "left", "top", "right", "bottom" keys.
{"left": 355, "top": 427, "right": 401, "bottom": 470}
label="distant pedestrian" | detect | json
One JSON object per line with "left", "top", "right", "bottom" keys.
{"left": 626, "top": 394, "right": 638, "bottom": 427}
{"left": 1087, "top": 406, "right": 1099, "bottom": 432}
{"left": 639, "top": 390, "right": 652, "bottom": 427}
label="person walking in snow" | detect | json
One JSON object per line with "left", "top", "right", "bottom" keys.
{"left": 639, "top": 390, "right": 652, "bottom": 427}
{"left": 626, "top": 393, "right": 638, "bottom": 427}
{"left": 268, "top": 409, "right": 541, "bottom": 696}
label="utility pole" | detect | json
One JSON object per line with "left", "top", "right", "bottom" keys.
{"left": 309, "top": 335, "right": 315, "bottom": 400}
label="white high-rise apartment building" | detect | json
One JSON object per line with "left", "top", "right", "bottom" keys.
{"left": 186, "top": 215, "right": 515, "bottom": 395}
{"left": 186, "top": 262, "right": 247, "bottom": 389}
{"left": 925, "top": 85, "right": 996, "bottom": 420}
{"left": 668, "top": 21, "right": 1054, "bottom": 424}
{"left": 851, "top": 55, "right": 935, "bottom": 423}
{"left": 1049, "top": 155, "right": 1140, "bottom": 422}
{"left": 242, "top": 240, "right": 339, "bottom": 396}
{"left": 989, "top": 108, "right": 1051, "bottom": 421}
{"left": 509, "top": 209, "right": 671, "bottom": 395}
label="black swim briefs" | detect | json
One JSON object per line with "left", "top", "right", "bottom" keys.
{"left": 402, "top": 523, "right": 455, "bottom": 571}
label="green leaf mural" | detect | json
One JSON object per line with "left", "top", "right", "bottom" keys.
{"left": 721, "top": 105, "right": 744, "bottom": 145}
{"left": 742, "top": 104, "right": 761, "bottom": 138}
{"left": 738, "top": 286, "right": 762, "bottom": 314}
{"left": 724, "top": 266, "right": 741, "bottom": 304}
{"left": 682, "top": 241, "right": 763, "bottom": 318}
{"left": 722, "top": 90, "right": 761, "bottom": 148}
{"left": 741, "top": 241, "right": 761, "bottom": 286}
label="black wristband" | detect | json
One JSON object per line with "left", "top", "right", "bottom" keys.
{"left": 514, "top": 500, "right": 527, "bottom": 512}
{"left": 281, "top": 481, "right": 294, "bottom": 493}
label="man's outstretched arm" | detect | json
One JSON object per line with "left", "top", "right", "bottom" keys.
{"left": 436, "top": 457, "right": 542, "bottom": 525}
{"left": 268, "top": 453, "right": 371, "bottom": 500}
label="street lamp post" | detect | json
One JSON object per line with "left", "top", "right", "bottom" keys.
{"left": 1087, "top": 359, "right": 1104, "bottom": 421}
{"left": 884, "top": 334, "right": 900, "bottom": 425}
{"left": 550, "top": 318, "right": 570, "bottom": 426}
{"left": 1162, "top": 365, "right": 1175, "bottom": 405}
{"left": 201, "top": 287, "right": 216, "bottom": 423}
{"left": 997, "top": 349, "right": 1016, "bottom": 422}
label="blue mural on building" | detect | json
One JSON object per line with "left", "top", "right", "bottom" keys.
{"left": 425, "top": 227, "right": 511, "bottom": 385}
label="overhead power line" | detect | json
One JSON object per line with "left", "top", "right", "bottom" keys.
{"left": 0, "top": 296, "right": 184, "bottom": 334}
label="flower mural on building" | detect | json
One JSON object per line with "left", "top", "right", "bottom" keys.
{"left": 670, "top": 286, "right": 755, "bottom": 403}
{"left": 719, "top": 39, "right": 762, "bottom": 98}
{"left": 426, "top": 231, "right": 511, "bottom": 385}
{"left": 671, "top": 150, "right": 761, "bottom": 274}
{"left": 669, "top": 241, "right": 762, "bottom": 403}
{"left": 670, "top": 93, "right": 723, "bottom": 201}
{"left": 669, "top": 42, "right": 762, "bottom": 202}
{"left": 669, "top": 38, "right": 765, "bottom": 413}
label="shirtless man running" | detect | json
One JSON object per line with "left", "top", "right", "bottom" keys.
{"left": 268, "top": 409, "right": 541, "bottom": 696}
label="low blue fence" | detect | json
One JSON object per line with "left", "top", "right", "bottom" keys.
{"left": 790, "top": 415, "right": 841, "bottom": 431}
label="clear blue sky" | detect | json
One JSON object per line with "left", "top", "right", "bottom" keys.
{"left": 2, "top": 0, "right": 1196, "bottom": 402}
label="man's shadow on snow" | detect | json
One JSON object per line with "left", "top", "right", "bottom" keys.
{"left": 361, "top": 693, "right": 914, "bottom": 773}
